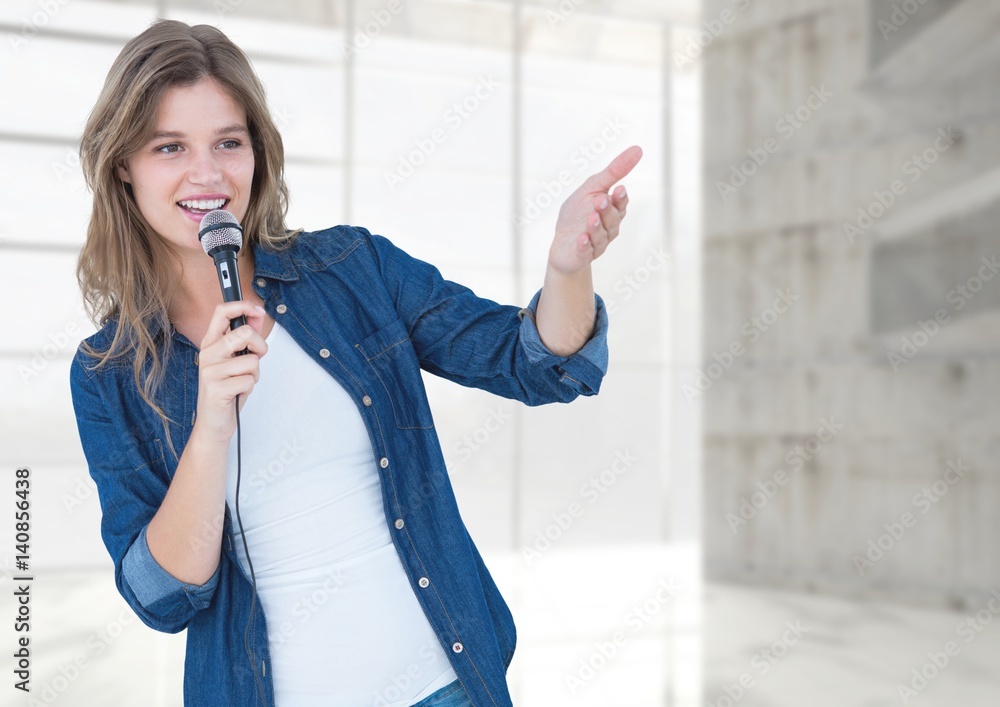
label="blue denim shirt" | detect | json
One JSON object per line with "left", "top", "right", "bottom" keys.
{"left": 69, "top": 225, "right": 609, "bottom": 706}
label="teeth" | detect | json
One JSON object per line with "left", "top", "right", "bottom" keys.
{"left": 179, "top": 198, "right": 226, "bottom": 210}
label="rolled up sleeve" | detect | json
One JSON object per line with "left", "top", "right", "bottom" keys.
{"left": 70, "top": 348, "right": 218, "bottom": 633}
{"left": 516, "top": 287, "right": 609, "bottom": 397}
{"left": 122, "top": 524, "right": 220, "bottom": 612}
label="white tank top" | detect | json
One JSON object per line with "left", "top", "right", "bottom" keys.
{"left": 224, "top": 320, "right": 458, "bottom": 706}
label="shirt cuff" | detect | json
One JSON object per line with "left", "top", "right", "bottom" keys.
{"left": 122, "top": 524, "right": 220, "bottom": 611}
{"left": 517, "top": 288, "right": 609, "bottom": 395}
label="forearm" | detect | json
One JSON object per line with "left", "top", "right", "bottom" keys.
{"left": 534, "top": 264, "right": 597, "bottom": 357}
{"left": 145, "top": 423, "right": 229, "bottom": 585}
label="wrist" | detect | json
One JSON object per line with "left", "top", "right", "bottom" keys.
{"left": 187, "top": 414, "right": 235, "bottom": 454}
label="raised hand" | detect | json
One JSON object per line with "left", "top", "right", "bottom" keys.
{"left": 548, "top": 145, "right": 643, "bottom": 276}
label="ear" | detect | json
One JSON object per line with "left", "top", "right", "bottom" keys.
{"left": 116, "top": 161, "right": 131, "bottom": 184}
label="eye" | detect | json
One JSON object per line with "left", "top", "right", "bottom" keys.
{"left": 219, "top": 139, "right": 242, "bottom": 149}
{"left": 155, "top": 143, "right": 182, "bottom": 154}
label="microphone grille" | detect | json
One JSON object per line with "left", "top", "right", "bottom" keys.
{"left": 199, "top": 209, "right": 243, "bottom": 254}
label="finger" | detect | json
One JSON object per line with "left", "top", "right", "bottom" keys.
{"left": 582, "top": 145, "right": 643, "bottom": 193}
{"left": 612, "top": 185, "right": 629, "bottom": 209}
{"left": 612, "top": 186, "right": 629, "bottom": 222}
{"left": 594, "top": 194, "right": 628, "bottom": 221}
{"left": 594, "top": 195, "right": 622, "bottom": 244}
{"left": 224, "top": 325, "right": 267, "bottom": 358}
{"left": 596, "top": 193, "right": 623, "bottom": 229}
{"left": 203, "top": 325, "right": 267, "bottom": 365}
{"left": 227, "top": 326, "right": 255, "bottom": 356}
{"left": 203, "top": 350, "right": 262, "bottom": 383}
{"left": 201, "top": 301, "right": 267, "bottom": 348}
{"left": 587, "top": 210, "right": 606, "bottom": 238}
{"left": 206, "top": 374, "right": 261, "bottom": 405}
{"left": 245, "top": 304, "right": 267, "bottom": 336}
{"left": 585, "top": 210, "right": 610, "bottom": 254}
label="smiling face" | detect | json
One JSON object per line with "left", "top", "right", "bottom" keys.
{"left": 118, "top": 76, "right": 255, "bottom": 255}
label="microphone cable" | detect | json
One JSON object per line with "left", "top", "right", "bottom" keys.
{"left": 198, "top": 210, "right": 264, "bottom": 701}
{"left": 233, "top": 392, "right": 265, "bottom": 704}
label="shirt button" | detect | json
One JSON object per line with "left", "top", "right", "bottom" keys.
{"left": 319, "top": 348, "right": 330, "bottom": 358}
{"left": 256, "top": 278, "right": 266, "bottom": 288}
{"left": 418, "top": 577, "right": 429, "bottom": 588}
{"left": 193, "top": 352, "right": 199, "bottom": 366}
{"left": 394, "top": 518, "right": 404, "bottom": 529}
{"left": 276, "top": 304, "right": 287, "bottom": 314}
{"left": 452, "top": 642, "right": 463, "bottom": 653}
{"left": 362, "top": 395, "right": 372, "bottom": 406}
{"left": 261, "top": 660, "right": 266, "bottom": 677}
{"left": 379, "top": 457, "right": 389, "bottom": 468}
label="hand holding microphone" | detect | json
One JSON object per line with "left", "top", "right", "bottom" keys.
{"left": 200, "top": 209, "right": 250, "bottom": 354}
{"left": 191, "top": 209, "right": 268, "bottom": 443}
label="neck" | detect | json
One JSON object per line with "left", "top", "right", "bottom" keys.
{"left": 167, "top": 246, "right": 257, "bottom": 324}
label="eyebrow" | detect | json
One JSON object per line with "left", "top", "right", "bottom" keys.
{"left": 150, "top": 124, "right": 249, "bottom": 140}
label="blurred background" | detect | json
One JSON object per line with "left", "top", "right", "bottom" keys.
{"left": 0, "top": 0, "right": 997, "bottom": 705}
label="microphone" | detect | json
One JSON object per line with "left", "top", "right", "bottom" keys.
{"left": 199, "top": 209, "right": 248, "bottom": 355}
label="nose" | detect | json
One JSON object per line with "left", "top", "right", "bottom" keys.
{"left": 188, "top": 148, "right": 223, "bottom": 185}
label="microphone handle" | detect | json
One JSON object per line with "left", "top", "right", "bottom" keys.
{"left": 211, "top": 247, "right": 249, "bottom": 356}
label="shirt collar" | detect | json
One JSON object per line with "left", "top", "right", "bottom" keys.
{"left": 250, "top": 238, "right": 300, "bottom": 282}
{"left": 148, "top": 238, "right": 300, "bottom": 341}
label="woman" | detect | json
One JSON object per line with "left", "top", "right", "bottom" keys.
{"left": 70, "top": 18, "right": 639, "bottom": 707}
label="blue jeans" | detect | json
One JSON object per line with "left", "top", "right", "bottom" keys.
{"left": 410, "top": 679, "right": 474, "bottom": 707}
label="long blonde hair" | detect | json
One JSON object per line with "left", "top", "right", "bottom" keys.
{"left": 77, "top": 19, "right": 299, "bottom": 457}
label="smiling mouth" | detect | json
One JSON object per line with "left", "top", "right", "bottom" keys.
{"left": 178, "top": 198, "right": 229, "bottom": 215}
